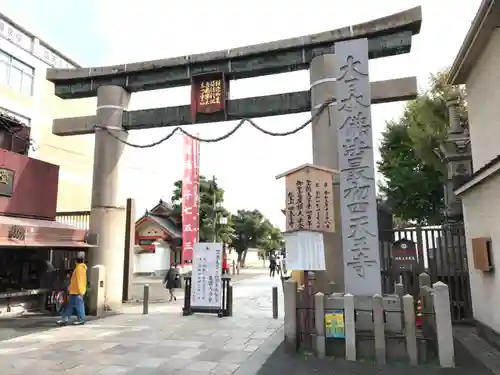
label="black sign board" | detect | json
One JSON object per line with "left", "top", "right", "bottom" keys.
{"left": 0, "top": 168, "right": 14, "bottom": 197}
{"left": 391, "top": 238, "right": 418, "bottom": 272}
{"left": 8, "top": 225, "right": 25, "bottom": 241}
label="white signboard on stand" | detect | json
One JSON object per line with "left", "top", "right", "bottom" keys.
{"left": 191, "top": 242, "right": 223, "bottom": 309}
{"left": 284, "top": 231, "right": 326, "bottom": 271}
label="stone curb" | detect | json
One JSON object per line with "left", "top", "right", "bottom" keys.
{"left": 233, "top": 325, "right": 284, "bottom": 375}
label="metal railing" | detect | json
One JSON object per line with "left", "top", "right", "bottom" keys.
{"left": 56, "top": 210, "right": 90, "bottom": 230}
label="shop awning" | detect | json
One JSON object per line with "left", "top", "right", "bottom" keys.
{"left": 0, "top": 216, "right": 95, "bottom": 248}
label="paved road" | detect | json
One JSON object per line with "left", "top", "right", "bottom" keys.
{"left": 129, "top": 268, "right": 270, "bottom": 303}
{"left": 0, "top": 272, "right": 284, "bottom": 374}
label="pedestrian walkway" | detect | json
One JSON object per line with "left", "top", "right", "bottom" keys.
{"left": 130, "top": 268, "right": 269, "bottom": 303}
{"left": 0, "top": 274, "right": 284, "bottom": 375}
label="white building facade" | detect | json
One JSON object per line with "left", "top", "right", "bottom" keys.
{"left": 0, "top": 13, "right": 95, "bottom": 212}
{"left": 448, "top": 0, "right": 500, "bottom": 344}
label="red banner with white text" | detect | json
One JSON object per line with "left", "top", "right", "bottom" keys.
{"left": 181, "top": 135, "right": 200, "bottom": 264}
{"left": 193, "top": 135, "right": 200, "bottom": 242}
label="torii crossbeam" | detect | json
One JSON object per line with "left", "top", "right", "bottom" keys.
{"left": 47, "top": 6, "right": 422, "bottom": 309}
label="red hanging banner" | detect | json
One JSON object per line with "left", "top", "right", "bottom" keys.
{"left": 181, "top": 135, "right": 200, "bottom": 264}
{"left": 192, "top": 135, "right": 200, "bottom": 242}
{"left": 190, "top": 72, "right": 228, "bottom": 123}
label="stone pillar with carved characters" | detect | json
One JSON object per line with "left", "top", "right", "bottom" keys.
{"left": 439, "top": 89, "right": 472, "bottom": 223}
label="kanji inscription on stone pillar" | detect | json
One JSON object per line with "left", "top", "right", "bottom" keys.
{"left": 334, "top": 38, "right": 382, "bottom": 295}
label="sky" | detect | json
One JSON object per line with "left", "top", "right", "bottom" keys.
{"left": 1, "top": 0, "right": 482, "bottom": 229}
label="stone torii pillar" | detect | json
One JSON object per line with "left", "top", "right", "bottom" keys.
{"left": 89, "top": 85, "right": 130, "bottom": 311}
{"left": 310, "top": 54, "right": 344, "bottom": 293}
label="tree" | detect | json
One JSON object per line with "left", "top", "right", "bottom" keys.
{"left": 405, "top": 71, "right": 468, "bottom": 171}
{"left": 231, "top": 210, "right": 283, "bottom": 264}
{"left": 170, "top": 175, "right": 232, "bottom": 242}
{"left": 259, "top": 225, "right": 285, "bottom": 254}
{"left": 378, "top": 122, "right": 445, "bottom": 225}
{"left": 377, "top": 69, "right": 468, "bottom": 225}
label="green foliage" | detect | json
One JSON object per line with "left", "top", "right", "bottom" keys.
{"left": 170, "top": 178, "right": 282, "bottom": 255}
{"left": 170, "top": 175, "right": 232, "bottom": 242}
{"left": 377, "top": 69, "right": 468, "bottom": 225}
{"left": 231, "top": 210, "right": 284, "bottom": 258}
{"left": 404, "top": 71, "right": 468, "bottom": 171}
{"left": 378, "top": 122, "right": 445, "bottom": 225}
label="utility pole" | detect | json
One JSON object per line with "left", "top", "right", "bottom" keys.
{"left": 212, "top": 175, "right": 217, "bottom": 243}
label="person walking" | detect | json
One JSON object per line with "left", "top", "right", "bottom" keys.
{"left": 57, "top": 252, "right": 87, "bottom": 326}
{"left": 163, "top": 264, "right": 178, "bottom": 302}
{"left": 269, "top": 256, "right": 277, "bottom": 278}
{"left": 222, "top": 252, "right": 229, "bottom": 275}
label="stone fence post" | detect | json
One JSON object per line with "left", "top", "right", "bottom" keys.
{"left": 372, "top": 294, "right": 386, "bottom": 364}
{"left": 314, "top": 292, "right": 325, "bottom": 358}
{"left": 395, "top": 282, "right": 405, "bottom": 332}
{"left": 418, "top": 272, "right": 431, "bottom": 288}
{"left": 284, "top": 279, "right": 298, "bottom": 352}
{"left": 433, "top": 281, "right": 455, "bottom": 368}
{"left": 344, "top": 293, "right": 356, "bottom": 361}
{"left": 419, "top": 284, "right": 434, "bottom": 334}
{"left": 403, "top": 294, "right": 418, "bottom": 365}
{"left": 89, "top": 265, "right": 106, "bottom": 316}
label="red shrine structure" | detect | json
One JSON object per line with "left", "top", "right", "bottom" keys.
{"left": 134, "top": 200, "right": 182, "bottom": 276}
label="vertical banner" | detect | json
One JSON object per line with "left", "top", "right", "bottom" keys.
{"left": 193, "top": 135, "right": 200, "bottom": 242}
{"left": 182, "top": 135, "right": 199, "bottom": 264}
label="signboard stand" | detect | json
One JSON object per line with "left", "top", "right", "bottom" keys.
{"left": 277, "top": 163, "right": 337, "bottom": 348}
{"left": 276, "top": 163, "right": 336, "bottom": 273}
{"left": 182, "top": 242, "right": 232, "bottom": 318}
{"left": 183, "top": 275, "right": 231, "bottom": 317}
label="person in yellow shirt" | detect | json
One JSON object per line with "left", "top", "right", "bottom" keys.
{"left": 57, "top": 252, "right": 87, "bottom": 326}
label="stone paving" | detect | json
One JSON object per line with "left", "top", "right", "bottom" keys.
{"left": 255, "top": 342, "right": 494, "bottom": 375}
{"left": 130, "top": 268, "right": 267, "bottom": 303}
{"left": 0, "top": 273, "right": 284, "bottom": 375}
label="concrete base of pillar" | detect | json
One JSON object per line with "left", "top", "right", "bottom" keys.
{"left": 89, "top": 206, "right": 127, "bottom": 312}
{"left": 89, "top": 265, "right": 106, "bottom": 316}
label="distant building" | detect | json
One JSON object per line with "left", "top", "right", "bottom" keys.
{"left": 134, "top": 200, "right": 181, "bottom": 276}
{"left": 0, "top": 13, "right": 95, "bottom": 212}
{"left": 448, "top": 0, "right": 500, "bottom": 342}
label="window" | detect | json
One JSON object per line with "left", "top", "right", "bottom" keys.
{"left": 0, "top": 107, "right": 31, "bottom": 155}
{"left": 0, "top": 49, "right": 34, "bottom": 96}
{"left": 0, "top": 107, "right": 30, "bottom": 127}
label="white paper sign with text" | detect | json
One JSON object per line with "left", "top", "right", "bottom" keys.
{"left": 285, "top": 231, "right": 326, "bottom": 271}
{"left": 190, "top": 242, "right": 223, "bottom": 308}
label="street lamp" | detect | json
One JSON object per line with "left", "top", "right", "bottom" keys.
{"left": 214, "top": 216, "right": 228, "bottom": 243}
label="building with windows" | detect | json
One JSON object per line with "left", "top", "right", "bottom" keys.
{"left": 0, "top": 13, "right": 95, "bottom": 212}
{"left": 447, "top": 0, "right": 500, "bottom": 348}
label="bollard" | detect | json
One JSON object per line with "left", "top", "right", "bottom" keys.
{"left": 143, "top": 284, "right": 149, "bottom": 315}
{"left": 272, "top": 286, "right": 278, "bottom": 319}
{"left": 227, "top": 285, "right": 233, "bottom": 317}
{"left": 232, "top": 260, "right": 236, "bottom": 276}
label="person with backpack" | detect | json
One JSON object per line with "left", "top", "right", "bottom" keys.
{"left": 57, "top": 252, "right": 87, "bottom": 326}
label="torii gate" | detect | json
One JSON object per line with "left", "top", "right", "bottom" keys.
{"left": 47, "top": 7, "right": 422, "bottom": 310}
